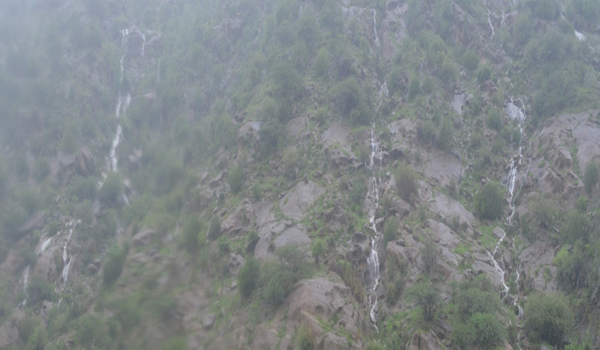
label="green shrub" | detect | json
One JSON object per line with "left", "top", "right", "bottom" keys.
{"left": 438, "top": 58, "right": 458, "bottom": 85}
{"left": 473, "top": 182, "right": 505, "bottom": 220}
{"left": 313, "top": 49, "right": 330, "bottom": 77}
{"left": 75, "top": 314, "right": 109, "bottom": 350}
{"left": 383, "top": 218, "right": 399, "bottom": 248}
{"left": 282, "top": 148, "right": 301, "bottom": 179}
{"left": 238, "top": 257, "right": 260, "bottom": 298}
{"left": 556, "top": 243, "right": 587, "bottom": 291}
{"left": 406, "top": 282, "right": 440, "bottom": 323}
{"left": 421, "top": 238, "right": 438, "bottom": 275}
{"left": 207, "top": 217, "right": 221, "bottom": 240}
{"left": 583, "top": 162, "right": 598, "bottom": 193}
{"left": 217, "top": 236, "right": 230, "bottom": 253}
{"left": 180, "top": 217, "right": 201, "bottom": 253}
{"left": 417, "top": 120, "right": 436, "bottom": 145}
{"left": 68, "top": 176, "right": 98, "bottom": 201}
{"left": 32, "top": 158, "right": 50, "bottom": 182}
{"left": 524, "top": 293, "right": 572, "bottom": 346}
{"left": 561, "top": 210, "right": 592, "bottom": 244}
{"left": 463, "top": 50, "right": 480, "bottom": 72}
{"left": 470, "top": 313, "right": 505, "bottom": 346}
{"left": 27, "top": 277, "right": 56, "bottom": 306}
{"left": 26, "top": 324, "right": 47, "bottom": 350}
{"left": 19, "top": 314, "right": 41, "bottom": 343}
{"left": 526, "top": 0, "right": 560, "bottom": 20}
{"left": 396, "top": 165, "right": 418, "bottom": 203}
{"left": 262, "top": 245, "right": 312, "bottom": 305}
{"left": 228, "top": 164, "right": 244, "bottom": 193}
{"left": 311, "top": 239, "right": 326, "bottom": 264}
{"left": 408, "top": 78, "right": 420, "bottom": 101}
{"left": 576, "top": 196, "right": 588, "bottom": 212}
{"left": 113, "top": 296, "right": 141, "bottom": 332}
{"left": 60, "top": 128, "right": 77, "bottom": 153}
{"left": 103, "top": 243, "right": 128, "bottom": 287}
{"left": 333, "top": 78, "right": 371, "bottom": 125}
{"left": 259, "top": 120, "right": 282, "bottom": 156}
{"left": 476, "top": 64, "right": 492, "bottom": 83}
{"left": 531, "top": 195, "right": 556, "bottom": 229}
{"left": 163, "top": 337, "right": 189, "bottom": 350}
{"left": 99, "top": 172, "right": 122, "bottom": 207}
{"left": 296, "top": 326, "right": 315, "bottom": 350}
{"left": 436, "top": 117, "right": 454, "bottom": 151}
{"left": 486, "top": 110, "right": 503, "bottom": 132}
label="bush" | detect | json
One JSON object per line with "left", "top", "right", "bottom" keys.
{"left": 75, "top": 314, "right": 109, "bottom": 350}
{"left": 217, "top": 236, "right": 230, "bottom": 253}
{"left": 296, "top": 326, "right": 315, "bottom": 350}
{"left": 259, "top": 120, "right": 282, "bottom": 156}
{"left": 180, "top": 217, "right": 201, "bottom": 253}
{"left": 103, "top": 243, "right": 128, "bottom": 287}
{"left": 476, "top": 64, "right": 492, "bottom": 83}
{"left": 486, "top": 110, "right": 503, "bottom": 132}
{"left": 463, "top": 50, "right": 480, "bottom": 72}
{"left": 436, "top": 117, "right": 454, "bottom": 151}
{"left": 99, "top": 172, "right": 122, "bottom": 207}
{"left": 561, "top": 210, "right": 592, "bottom": 243}
{"left": 438, "top": 58, "right": 458, "bottom": 85}
{"left": 473, "top": 182, "right": 505, "bottom": 220}
{"left": 421, "top": 238, "right": 438, "bottom": 275}
{"left": 313, "top": 49, "right": 330, "bottom": 77}
{"left": 396, "top": 165, "right": 418, "bottom": 203}
{"left": 207, "top": 217, "right": 221, "bottom": 240}
{"left": 524, "top": 293, "right": 572, "bottom": 346}
{"left": 27, "top": 277, "right": 56, "bottom": 306}
{"left": 556, "top": 244, "right": 587, "bottom": 291}
{"left": 19, "top": 315, "right": 41, "bottom": 343}
{"left": 26, "top": 324, "right": 47, "bottom": 350}
{"left": 531, "top": 195, "right": 556, "bottom": 229}
{"left": 311, "top": 239, "right": 326, "bottom": 264}
{"left": 408, "top": 78, "right": 420, "bottom": 101}
{"left": 32, "top": 158, "right": 50, "bottom": 182}
{"left": 383, "top": 217, "right": 399, "bottom": 248}
{"left": 68, "top": 176, "right": 98, "bottom": 201}
{"left": 583, "top": 162, "right": 598, "bottom": 193}
{"left": 406, "top": 282, "right": 440, "bottom": 323}
{"left": 262, "top": 245, "right": 312, "bottom": 305}
{"left": 471, "top": 313, "right": 505, "bottom": 346}
{"left": 333, "top": 78, "right": 371, "bottom": 125}
{"left": 228, "top": 164, "right": 244, "bottom": 193}
{"left": 60, "top": 128, "right": 77, "bottom": 153}
{"left": 238, "top": 257, "right": 260, "bottom": 298}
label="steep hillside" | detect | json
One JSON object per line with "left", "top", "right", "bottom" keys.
{"left": 0, "top": 0, "right": 600, "bottom": 349}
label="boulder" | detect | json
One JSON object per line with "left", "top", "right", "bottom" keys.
{"left": 209, "top": 171, "right": 226, "bottom": 189}
{"left": 228, "top": 254, "right": 245, "bottom": 276}
{"left": 280, "top": 181, "right": 325, "bottom": 221}
{"left": 132, "top": 227, "right": 157, "bottom": 247}
{"left": 273, "top": 226, "right": 311, "bottom": 250}
{"left": 250, "top": 325, "right": 278, "bottom": 350}
{"left": 18, "top": 211, "right": 46, "bottom": 234}
{"left": 77, "top": 146, "right": 95, "bottom": 177}
{"left": 553, "top": 147, "right": 573, "bottom": 170}
{"left": 202, "top": 313, "right": 216, "bottom": 330}
{"left": 408, "top": 330, "right": 443, "bottom": 350}
{"left": 421, "top": 150, "right": 463, "bottom": 187}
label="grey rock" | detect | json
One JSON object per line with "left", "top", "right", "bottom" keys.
{"left": 18, "top": 211, "right": 46, "bottom": 234}
{"left": 202, "top": 313, "right": 216, "bottom": 329}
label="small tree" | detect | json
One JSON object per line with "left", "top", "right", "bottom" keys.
{"left": 406, "top": 282, "right": 440, "bottom": 323}
{"left": 180, "top": 217, "right": 201, "bottom": 253}
{"left": 584, "top": 162, "right": 599, "bottom": 193}
{"left": 473, "top": 182, "right": 505, "bottom": 221}
{"left": 561, "top": 210, "right": 592, "bottom": 244}
{"left": 463, "top": 50, "right": 480, "bottom": 72}
{"left": 238, "top": 258, "right": 260, "bottom": 298}
{"left": 99, "top": 172, "right": 122, "bottom": 207}
{"left": 524, "top": 293, "right": 572, "bottom": 346}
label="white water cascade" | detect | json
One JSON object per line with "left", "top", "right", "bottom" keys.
{"left": 372, "top": 9, "right": 380, "bottom": 48}
{"left": 365, "top": 129, "right": 383, "bottom": 331}
{"left": 485, "top": 98, "right": 529, "bottom": 348}
{"left": 575, "top": 30, "right": 586, "bottom": 42}
{"left": 61, "top": 222, "right": 76, "bottom": 289}
{"left": 19, "top": 266, "right": 30, "bottom": 308}
{"left": 487, "top": 10, "right": 495, "bottom": 38}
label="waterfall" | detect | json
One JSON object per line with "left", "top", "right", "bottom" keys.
{"left": 141, "top": 31, "right": 146, "bottom": 56}
{"left": 575, "top": 30, "right": 586, "bottom": 42}
{"left": 20, "top": 266, "right": 30, "bottom": 307}
{"left": 61, "top": 224, "right": 75, "bottom": 288}
{"left": 485, "top": 97, "right": 529, "bottom": 349}
{"left": 38, "top": 236, "right": 53, "bottom": 254}
{"left": 487, "top": 10, "right": 495, "bottom": 38}
{"left": 372, "top": 9, "right": 380, "bottom": 48}
{"left": 366, "top": 129, "right": 382, "bottom": 331}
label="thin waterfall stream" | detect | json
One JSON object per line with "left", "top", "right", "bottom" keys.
{"left": 486, "top": 97, "right": 529, "bottom": 349}
{"left": 366, "top": 129, "right": 383, "bottom": 331}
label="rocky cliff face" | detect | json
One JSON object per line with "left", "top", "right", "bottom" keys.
{"left": 0, "top": 0, "right": 600, "bottom": 349}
